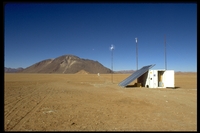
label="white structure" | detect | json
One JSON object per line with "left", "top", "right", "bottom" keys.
{"left": 138, "top": 69, "right": 174, "bottom": 88}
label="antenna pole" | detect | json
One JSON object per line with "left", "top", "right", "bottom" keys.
{"left": 110, "top": 45, "right": 114, "bottom": 83}
{"left": 164, "top": 35, "right": 167, "bottom": 70}
{"left": 135, "top": 38, "right": 138, "bottom": 70}
{"left": 111, "top": 49, "right": 113, "bottom": 83}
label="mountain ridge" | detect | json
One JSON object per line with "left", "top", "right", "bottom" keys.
{"left": 16, "top": 54, "right": 112, "bottom": 74}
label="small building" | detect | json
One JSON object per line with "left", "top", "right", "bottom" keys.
{"left": 138, "top": 69, "right": 174, "bottom": 88}
{"left": 118, "top": 64, "right": 175, "bottom": 88}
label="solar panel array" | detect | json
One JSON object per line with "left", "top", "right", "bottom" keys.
{"left": 118, "top": 64, "right": 155, "bottom": 87}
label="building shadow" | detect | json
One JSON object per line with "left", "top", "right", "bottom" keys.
{"left": 166, "top": 86, "right": 180, "bottom": 89}
{"left": 125, "top": 83, "right": 141, "bottom": 88}
{"left": 126, "top": 85, "right": 137, "bottom": 88}
{"left": 126, "top": 85, "right": 181, "bottom": 89}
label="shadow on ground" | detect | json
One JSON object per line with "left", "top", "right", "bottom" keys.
{"left": 126, "top": 85, "right": 181, "bottom": 89}
{"left": 126, "top": 84, "right": 140, "bottom": 88}
{"left": 167, "top": 86, "right": 180, "bottom": 89}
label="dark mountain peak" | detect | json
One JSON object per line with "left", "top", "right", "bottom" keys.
{"left": 56, "top": 54, "right": 80, "bottom": 60}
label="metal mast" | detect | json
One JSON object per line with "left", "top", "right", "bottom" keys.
{"left": 111, "top": 47, "right": 113, "bottom": 83}
{"left": 164, "top": 35, "right": 167, "bottom": 70}
{"left": 135, "top": 38, "right": 138, "bottom": 70}
{"left": 110, "top": 44, "right": 114, "bottom": 83}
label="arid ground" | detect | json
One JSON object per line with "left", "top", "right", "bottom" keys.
{"left": 4, "top": 72, "right": 197, "bottom": 131}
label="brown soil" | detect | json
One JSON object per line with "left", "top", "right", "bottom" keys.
{"left": 4, "top": 73, "right": 197, "bottom": 131}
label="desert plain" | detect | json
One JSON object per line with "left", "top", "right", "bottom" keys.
{"left": 4, "top": 72, "right": 197, "bottom": 131}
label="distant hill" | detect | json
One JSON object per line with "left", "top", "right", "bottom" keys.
{"left": 18, "top": 55, "right": 112, "bottom": 74}
{"left": 4, "top": 67, "right": 24, "bottom": 73}
{"left": 114, "top": 70, "right": 135, "bottom": 74}
{"left": 75, "top": 70, "right": 89, "bottom": 74}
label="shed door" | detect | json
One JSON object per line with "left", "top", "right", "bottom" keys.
{"left": 149, "top": 70, "right": 157, "bottom": 88}
{"left": 164, "top": 70, "right": 174, "bottom": 87}
{"left": 158, "top": 71, "right": 164, "bottom": 87}
{"left": 153, "top": 70, "right": 158, "bottom": 88}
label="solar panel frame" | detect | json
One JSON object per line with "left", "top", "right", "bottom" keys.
{"left": 118, "top": 64, "right": 155, "bottom": 87}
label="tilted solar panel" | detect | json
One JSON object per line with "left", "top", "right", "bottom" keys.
{"left": 118, "top": 64, "right": 155, "bottom": 87}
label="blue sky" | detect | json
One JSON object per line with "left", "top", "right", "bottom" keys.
{"left": 4, "top": 3, "right": 197, "bottom": 72}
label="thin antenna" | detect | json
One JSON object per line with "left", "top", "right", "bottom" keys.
{"left": 164, "top": 35, "right": 167, "bottom": 70}
{"left": 110, "top": 44, "right": 114, "bottom": 83}
{"left": 135, "top": 38, "right": 138, "bottom": 70}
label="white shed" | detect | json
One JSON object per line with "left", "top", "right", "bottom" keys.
{"left": 138, "top": 69, "right": 174, "bottom": 88}
{"left": 118, "top": 64, "right": 175, "bottom": 88}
